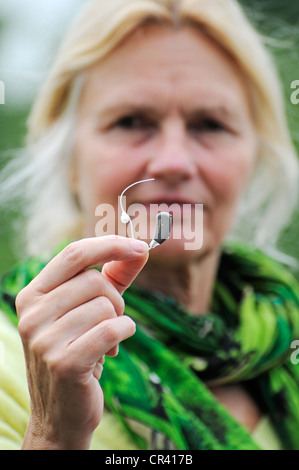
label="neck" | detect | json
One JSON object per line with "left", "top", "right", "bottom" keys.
{"left": 135, "top": 248, "right": 221, "bottom": 315}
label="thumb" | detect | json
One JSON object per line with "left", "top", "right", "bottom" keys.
{"left": 101, "top": 240, "right": 149, "bottom": 295}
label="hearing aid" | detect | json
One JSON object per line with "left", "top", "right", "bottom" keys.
{"left": 119, "top": 178, "right": 172, "bottom": 249}
{"left": 148, "top": 211, "right": 173, "bottom": 249}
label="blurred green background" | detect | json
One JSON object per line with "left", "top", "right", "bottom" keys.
{"left": 0, "top": 0, "right": 299, "bottom": 275}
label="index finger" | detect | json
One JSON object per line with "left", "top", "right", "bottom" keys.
{"left": 28, "top": 236, "right": 149, "bottom": 295}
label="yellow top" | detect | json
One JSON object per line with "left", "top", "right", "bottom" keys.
{"left": 0, "top": 310, "right": 283, "bottom": 450}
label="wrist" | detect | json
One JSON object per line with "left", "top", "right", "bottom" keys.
{"left": 22, "top": 417, "right": 93, "bottom": 450}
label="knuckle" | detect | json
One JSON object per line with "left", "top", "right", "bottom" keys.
{"left": 29, "top": 339, "right": 45, "bottom": 359}
{"left": 46, "top": 351, "right": 70, "bottom": 376}
{"left": 29, "top": 331, "right": 51, "bottom": 357}
{"left": 63, "top": 241, "right": 85, "bottom": 266}
{"left": 85, "top": 268, "right": 103, "bottom": 287}
{"left": 17, "top": 310, "right": 38, "bottom": 341}
{"left": 125, "top": 317, "right": 136, "bottom": 336}
{"left": 130, "top": 317, "right": 137, "bottom": 333}
{"left": 19, "top": 324, "right": 73, "bottom": 378}
{"left": 15, "top": 288, "right": 28, "bottom": 314}
{"left": 17, "top": 317, "right": 30, "bottom": 341}
{"left": 117, "top": 295, "right": 125, "bottom": 316}
{"left": 29, "top": 335, "right": 69, "bottom": 376}
{"left": 101, "top": 321, "right": 119, "bottom": 345}
{"left": 94, "top": 296, "right": 115, "bottom": 315}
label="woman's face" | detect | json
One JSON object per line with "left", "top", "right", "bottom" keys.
{"left": 73, "top": 24, "right": 258, "bottom": 263}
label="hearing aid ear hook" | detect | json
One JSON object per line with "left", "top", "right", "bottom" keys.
{"left": 119, "top": 178, "right": 172, "bottom": 250}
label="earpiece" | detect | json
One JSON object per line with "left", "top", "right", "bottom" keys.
{"left": 120, "top": 212, "right": 131, "bottom": 224}
{"left": 119, "top": 178, "right": 172, "bottom": 249}
{"left": 119, "top": 178, "right": 155, "bottom": 230}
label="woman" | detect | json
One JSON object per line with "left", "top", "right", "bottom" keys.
{"left": 0, "top": 0, "right": 299, "bottom": 450}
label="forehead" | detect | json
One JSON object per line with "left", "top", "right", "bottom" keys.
{"left": 80, "top": 24, "right": 250, "bottom": 114}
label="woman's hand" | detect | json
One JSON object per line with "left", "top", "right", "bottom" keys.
{"left": 15, "top": 236, "right": 149, "bottom": 450}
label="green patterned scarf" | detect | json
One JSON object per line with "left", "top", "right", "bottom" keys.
{"left": 1, "top": 242, "right": 299, "bottom": 450}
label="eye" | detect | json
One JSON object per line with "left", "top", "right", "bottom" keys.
{"left": 114, "top": 114, "right": 155, "bottom": 131}
{"left": 189, "top": 118, "right": 225, "bottom": 133}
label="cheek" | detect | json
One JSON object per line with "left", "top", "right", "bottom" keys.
{"left": 197, "top": 139, "right": 257, "bottom": 244}
{"left": 201, "top": 145, "right": 256, "bottom": 206}
{"left": 73, "top": 127, "right": 146, "bottom": 209}
{"left": 73, "top": 129, "right": 116, "bottom": 213}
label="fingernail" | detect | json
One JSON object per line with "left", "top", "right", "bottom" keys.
{"left": 130, "top": 240, "right": 149, "bottom": 254}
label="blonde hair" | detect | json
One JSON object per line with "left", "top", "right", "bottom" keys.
{"left": 1, "top": 0, "right": 299, "bottom": 262}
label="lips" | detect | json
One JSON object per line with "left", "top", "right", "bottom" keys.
{"left": 134, "top": 195, "right": 202, "bottom": 206}
{"left": 129, "top": 198, "right": 205, "bottom": 221}
{"left": 134, "top": 199, "right": 207, "bottom": 216}
{"left": 140, "top": 202, "right": 199, "bottom": 215}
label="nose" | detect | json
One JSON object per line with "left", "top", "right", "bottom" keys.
{"left": 146, "top": 120, "right": 197, "bottom": 185}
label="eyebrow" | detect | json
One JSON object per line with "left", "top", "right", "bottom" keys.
{"left": 92, "top": 103, "right": 162, "bottom": 121}
{"left": 92, "top": 101, "right": 241, "bottom": 124}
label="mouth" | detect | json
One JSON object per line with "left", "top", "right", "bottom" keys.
{"left": 133, "top": 197, "right": 206, "bottom": 212}
{"left": 135, "top": 194, "right": 203, "bottom": 206}
{"left": 127, "top": 198, "right": 206, "bottom": 225}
